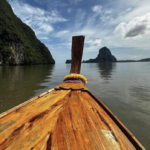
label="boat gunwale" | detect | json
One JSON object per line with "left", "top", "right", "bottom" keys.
{"left": 0, "top": 88, "right": 54, "bottom": 119}
{"left": 85, "top": 90, "right": 145, "bottom": 150}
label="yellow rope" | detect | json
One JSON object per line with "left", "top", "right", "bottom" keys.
{"left": 63, "top": 74, "right": 87, "bottom": 84}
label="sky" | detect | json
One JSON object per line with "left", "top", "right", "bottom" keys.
{"left": 7, "top": 0, "right": 150, "bottom": 63}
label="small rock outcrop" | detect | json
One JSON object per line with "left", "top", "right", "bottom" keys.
{"left": 84, "top": 47, "right": 117, "bottom": 63}
{"left": 66, "top": 60, "right": 71, "bottom": 63}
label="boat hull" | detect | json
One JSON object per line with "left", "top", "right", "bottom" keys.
{"left": 0, "top": 83, "right": 145, "bottom": 150}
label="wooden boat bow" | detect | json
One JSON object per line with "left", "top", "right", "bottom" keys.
{"left": 0, "top": 36, "right": 145, "bottom": 150}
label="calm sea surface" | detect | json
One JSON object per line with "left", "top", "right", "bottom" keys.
{"left": 0, "top": 62, "right": 150, "bottom": 149}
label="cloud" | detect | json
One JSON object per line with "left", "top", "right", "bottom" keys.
{"left": 34, "top": 0, "right": 67, "bottom": 8}
{"left": 55, "top": 30, "right": 69, "bottom": 38}
{"left": 100, "top": 15, "right": 111, "bottom": 22}
{"left": 104, "top": 9, "right": 112, "bottom": 14}
{"left": 73, "top": 0, "right": 82, "bottom": 3}
{"left": 86, "top": 39, "right": 102, "bottom": 47}
{"left": 92, "top": 5, "right": 102, "bottom": 13}
{"left": 126, "top": 8, "right": 131, "bottom": 12}
{"left": 92, "top": 5, "right": 112, "bottom": 15}
{"left": 70, "top": 0, "right": 82, "bottom": 4}
{"left": 39, "top": 23, "right": 54, "bottom": 33}
{"left": 115, "top": 13, "right": 150, "bottom": 38}
{"left": 91, "top": 5, "right": 113, "bottom": 22}
{"left": 125, "top": 13, "right": 150, "bottom": 37}
{"left": 74, "top": 8, "right": 86, "bottom": 29}
{"left": 125, "top": 25, "right": 147, "bottom": 37}
{"left": 39, "top": 37, "right": 49, "bottom": 40}
{"left": 8, "top": 0, "right": 67, "bottom": 36}
{"left": 67, "top": 8, "right": 72, "bottom": 13}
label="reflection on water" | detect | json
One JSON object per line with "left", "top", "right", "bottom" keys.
{"left": 98, "top": 63, "right": 116, "bottom": 80}
{"left": 0, "top": 65, "right": 54, "bottom": 113}
{"left": 66, "top": 64, "right": 71, "bottom": 73}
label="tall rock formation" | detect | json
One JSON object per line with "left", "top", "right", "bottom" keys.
{"left": 84, "top": 47, "right": 117, "bottom": 63}
{"left": 95, "top": 47, "right": 117, "bottom": 62}
{"left": 0, "top": 0, "right": 55, "bottom": 65}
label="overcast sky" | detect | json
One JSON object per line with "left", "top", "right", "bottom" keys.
{"left": 7, "top": 0, "right": 150, "bottom": 63}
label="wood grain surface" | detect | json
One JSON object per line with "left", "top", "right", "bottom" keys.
{"left": 70, "top": 36, "right": 85, "bottom": 74}
{"left": 0, "top": 83, "right": 145, "bottom": 150}
{"left": 54, "top": 82, "right": 88, "bottom": 91}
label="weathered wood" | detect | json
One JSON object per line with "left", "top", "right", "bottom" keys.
{"left": 0, "top": 90, "right": 71, "bottom": 150}
{"left": 70, "top": 35, "right": 85, "bottom": 74}
{"left": 78, "top": 92, "right": 136, "bottom": 150}
{"left": 0, "top": 83, "right": 145, "bottom": 149}
{"left": 86, "top": 90, "right": 145, "bottom": 150}
{"left": 0, "top": 88, "right": 54, "bottom": 119}
{"left": 54, "top": 82, "right": 88, "bottom": 91}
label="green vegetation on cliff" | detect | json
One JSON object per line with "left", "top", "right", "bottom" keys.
{"left": 0, "top": 0, "right": 55, "bottom": 65}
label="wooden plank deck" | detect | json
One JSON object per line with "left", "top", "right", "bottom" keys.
{"left": 0, "top": 83, "right": 145, "bottom": 150}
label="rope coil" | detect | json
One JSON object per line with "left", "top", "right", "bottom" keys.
{"left": 63, "top": 74, "right": 87, "bottom": 84}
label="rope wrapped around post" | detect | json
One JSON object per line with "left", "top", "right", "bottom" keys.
{"left": 63, "top": 74, "right": 87, "bottom": 84}
{"left": 64, "top": 35, "right": 87, "bottom": 84}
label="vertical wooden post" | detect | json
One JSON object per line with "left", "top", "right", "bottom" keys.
{"left": 70, "top": 35, "right": 85, "bottom": 74}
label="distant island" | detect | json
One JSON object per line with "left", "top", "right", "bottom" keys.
{"left": 66, "top": 60, "right": 72, "bottom": 63}
{"left": 118, "top": 58, "right": 150, "bottom": 62}
{"left": 83, "top": 47, "right": 117, "bottom": 63}
{"left": 65, "top": 47, "right": 150, "bottom": 63}
{"left": 139, "top": 58, "right": 150, "bottom": 62}
{"left": 0, "top": 0, "right": 55, "bottom": 65}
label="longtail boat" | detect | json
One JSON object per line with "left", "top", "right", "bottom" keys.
{"left": 0, "top": 36, "right": 145, "bottom": 150}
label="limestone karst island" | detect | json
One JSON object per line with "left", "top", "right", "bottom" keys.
{"left": 83, "top": 47, "right": 117, "bottom": 63}
{"left": 0, "top": 0, "right": 55, "bottom": 65}
{"left": 66, "top": 47, "right": 117, "bottom": 63}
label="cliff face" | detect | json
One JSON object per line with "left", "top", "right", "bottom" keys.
{"left": 0, "top": 43, "right": 24, "bottom": 65}
{"left": 10, "top": 43, "right": 24, "bottom": 64}
{"left": 84, "top": 47, "right": 117, "bottom": 63}
{"left": 0, "top": 0, "right": 55, "bottom": 65}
